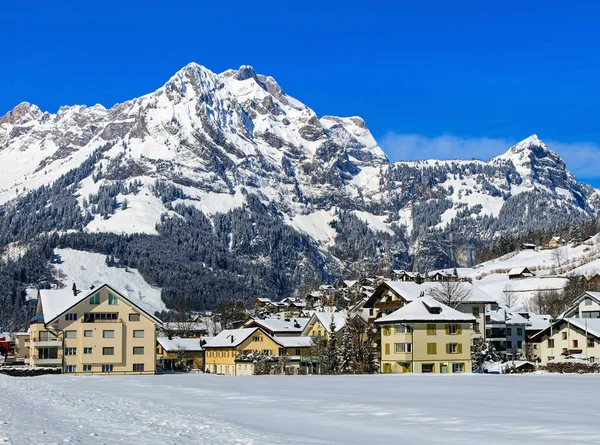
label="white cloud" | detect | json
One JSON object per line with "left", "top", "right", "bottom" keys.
{"left": 378, "top": 132, "right": 600, "bottom": 181}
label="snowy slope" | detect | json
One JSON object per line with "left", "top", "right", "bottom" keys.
{"left": 2, "top": 373, "right": 600, "bottom": 445}
{"left": 51, "top": 248, "right": 165, "bottom": 313}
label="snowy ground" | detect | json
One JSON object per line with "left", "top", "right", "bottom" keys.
{"left": 1, "top": 373, "right": 599, "bottom": 444}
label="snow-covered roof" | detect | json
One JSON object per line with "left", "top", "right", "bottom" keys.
{"left": 245, "top": 317, "right": 309, "bottom": 334}
{"left": 486, "top": 307, "right": 531, "bottom": 326}
{"left": 382, "top": 281, "right": 427, "bottom": 301}
{"left": 157, "top": 336, "right": 206, "bottom": 352}
{"left": 525, "top": 312, "right": 551, "bottom": 331}
{"left": 39, "top": 284, "right": 163, "bottom": 326}
{"left": 342, "top": 280, "right": 357, "bottom": 287}
{"left": 559, "top": 291, "right": 600, "bottom": 318}
{"left": 507, "top": 267, "right": 533, "bottom": 276}
{"left": 421, "top": 282, "right": 496, "bottom": 304}
{"left": 255, "top": 298, "right": 272, "bottom": 303}
{"left": 204, "top": 328, "right": 260, "bottom": 348}
{"left": 162, "top": 322, "right": 208, "bottom": 332}
{"left": 275, "top": 337, "right": 313, "bottom": 348}
{"left": 307, "top": 310, "right": 347, "bottom": 334}
{"left": 376, "top": 296, "right": 476, "bottom": 323}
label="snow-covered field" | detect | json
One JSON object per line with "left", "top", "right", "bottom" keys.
{"left": 1, "top": 373, "right": 599, "bottom": 444}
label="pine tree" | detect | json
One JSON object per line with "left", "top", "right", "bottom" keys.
{"left": 340, "top": 321, "right": 357, "bottom": 374}
{"left": 471, "top": 338, "right": 501, "bottom": 371}
{"left": 569, "top": 221, "right": 583, "bottom": 244}
{"left": 323, "top": 315, "right": 339, "bottom": 374}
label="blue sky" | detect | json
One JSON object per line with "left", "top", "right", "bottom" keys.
{"left": 2, "top": 1, "right": 599, "bottom": 184}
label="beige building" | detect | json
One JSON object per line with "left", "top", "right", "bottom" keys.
{"left": 28, "top": 284, "right": 162, "bottom": 375}
{"left": 376, "top": 296, "right": 474, "bottom": 374}
{"left": 529, "top": 318, "right": 600, "bottom": 365}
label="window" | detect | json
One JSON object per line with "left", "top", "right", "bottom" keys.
{"left": 129, "top": 313, "right": 140, "bottom": 322}
{"left": 588, "top": 339, "right": 595, "bottom": 348}
{"left": 103, "top": 330, "right": 114, "bottom": 338}
{"left": 262, "top": 349, "right": 270, "bottom": 355}
{"left": 447, "top": 343, "right": 462, "bottom": 354}
{"left": 38, "top": 331, "right": 57, "bottom": 341}
{"left": 548, "top": 356, "right": 555, "bottom": 361}
{"left": 517, "top": 328, "right": 523, "bottom": 336}
{"left": 65, "top": 313, "right": 77, "bottom": 321}
{"left": 422, "top": 363, "right": 434, "bottom": 373}
{"left": 517, "top": 341, "right": 523, "bottom": 348}
{"left": 472, "top": 307, "right": 480, "bottom": 316}
{"left": 562, "top": 348, "right": 568, "bottom": 353}
{"left": 427, "top": 324, "right": 436, "bottom": 335}
{"left": 452, "top": 363, "right": 465, "bottom": 373}
{"left": 548, "top": 339, "right": 555, "bottom": 348}
{"left": 562, "top": 332, "right": 567, "bottom": 340}
{"left": 585, "top": 298, "right": 593, "bottom": 306}
{"left": 383, "top": 326, "right": 391, "bottom": 336}
{"left": 90, "top": 293, "right": 100, "bottom": 305}
{"left": 64, "top": 330, "right": 77, "bottom": 339}
{"left": 533, "top": 344, "right": 537, "bottom": 349}
{"left": 473, "top": 322, "right": 480, "bottom": 333}
{"left": 133, "top": 364, "right": 145, "bottom": 372}
{"left": 108, "top": 293, "right": 119, "bottom": 305}
{"left": 102, "top": 347, "right": 114, "bottom": 355}
{"left": 84, "top": 330, "right": 93, "bottom": 337}
{"left": 295, "top": 348, "right": 301, "bottom": 355}
{"left": 83, "top": 364, "right": 92, "bottom": 372}
{"left": 65, "top": 365, "right": 76, "bottom": 373}
{"left": 65, "top": 347, "right": 77, "bottom": 356}
{"left": 506, "top": 328, "right": 512, "bottom": 336}
{"left": 394, "top": 343, "right": 412, "bottom": 353}
{"left": 133, "top": 347, "right": 144, "bottom": 355}
{"left": 583, "top": 311, "right": 600, "bottom": 318}
{"left": 394, "top": 324, "right": 412, "bottom": 334}
{"left": 133, "top": 330, "right": 144, "bottom": 338}
{"left": 102, "top": 364, "right": 113, "bottom": 372}
{"left": 507, "top": 341, "right": 513, "bottom": 349}
{"left": 253, "top": 336, "right": 261, "bottom": 342}
{"left": 427, "top": 343, "right": 437, "bottom": 355}
{"left": 446, "top": 324, "right": 460, "bottom": 335}
{"left": 84, "top": 313, "right": 118, "bottom": 322}
{"left": 573, "top": 339, "right": 579, "bottom": 348}
{"left": 84, "top": 347, "right": 92, "bottom": 354}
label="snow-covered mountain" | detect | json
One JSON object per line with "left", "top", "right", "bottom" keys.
{"left": 0, "top": 62, "right": 598, "bottom": 327}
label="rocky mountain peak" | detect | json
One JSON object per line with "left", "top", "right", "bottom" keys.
{"left": 0, "top": 102, "right": 43, "bottom": 125}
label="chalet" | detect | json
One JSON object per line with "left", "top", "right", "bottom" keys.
{"left": 254, "top": 298, "right": 272, "bottom": 308}
{"left": 560, "top": 291, "right": 600, "bottom": 319}
{"left": 548, "top": 236, "right": 566, "bottom": 248}
{"left": 375, "top": 297, "right": 474, "bottom": 374}
{"left": 160, "top": 321, "right": 209, "bottom": 338}
{"left": 520, "top": 243, "right": 537, "bottom": 250}
{"left": 156, "top": 336, "right": 208, "bottom": 371}
{"left": 429, "top": 272, "right": 454, "bottom": 282}
{"left": 390, "top": 270, "right": 417, "bottom": 282}
{"left": 580, "top": 275, "right": 600, "bottom": 292}
{"left": 338, "top": 280, "right": 359, "bottom": 292}
{"left": 362, "top": 281, "right": 426, "bottom": 322}
{"left": 508, "top": 267, "right": 535, "bottom": 280}
{"left": 529, "top": 318, "right": 600, "bottom": 365}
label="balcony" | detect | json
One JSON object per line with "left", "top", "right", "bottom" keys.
{"left": 30, "top": 354, "right": 63, "bottom": 366}
{"left": 32, "top": 339, "right": 62, "bottom": 347}
{"left": 82, "top": 318, "right": 122, "bottom": 323}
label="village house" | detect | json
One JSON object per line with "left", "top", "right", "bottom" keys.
{"left": 548, "top": 236, "right": 566, "bottom": 248}
{"left": 390, "top": 270, "right": 418, "bottom": 282}
{"left": 485, "top": 306, "right": 531, "bottom": 359}
{"left": 580, "top": 274, "right": 600, "bottom": 292}
{"left": 254, "top": 298, "right": 272, "bottom": 309}
{"left": 301, "top": 310, "right": 347, "bottom": 341}
{"left": 156, "top": 336, "right": 209, "bottom": 371}
{"left": 29, "top": 284, "right": 162, "bottom": 375}
{"left": 508, "top": 267, "right": 535, "bottom": 280}
{"left": 529, "top": 318, "right": 600, "bottom": 365}
{"left": 560, "top": 291, "right": 600, "bottom": 319}
{"left": 520, "top": 243, "right": 537, "bottom": 251}
{"left": 203, "top": 327, "right": 312, "bottom": 375}
{"left": 375, "top": 296, "right": 474, "bottom": 374}
{"left": 242, "top": 316, "right": 309, "bottom": 337}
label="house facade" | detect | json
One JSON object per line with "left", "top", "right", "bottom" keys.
{"left": 530, "top": 318, "right": 600, "bottom": 365}
{"left": 376, "top": 297, "right": 474, "bottom": 374}
{"left": 156, "top": 337, "right": 208, "bottom": 370}
{"left": 561, "top": 292, "right": 600, "bottom": 319}
{"left": 29, "top": 284, "right": 161, "bottom": 375}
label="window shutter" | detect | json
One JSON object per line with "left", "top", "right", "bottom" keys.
{"left": 385, "top": 344, "right": 390, "bottom": 355}
{"left": 445, "top": 325, "right": 451, "bottom": 335}
{"left": 457, "top": 343, "right": 463, "bottom": 354}
{"left": 446, "top": 343, "right": 450, "bottom": 354}
{"left": 456, "top": 325, "right": 462, "bottom": 335}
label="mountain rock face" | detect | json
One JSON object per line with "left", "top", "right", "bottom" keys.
{"left": 0, "top": 63, "right": 598, "bottom": 327}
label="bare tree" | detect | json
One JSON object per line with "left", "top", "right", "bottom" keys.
{"left": 427, "top": 282, "right": 472, "bottom": 308}
{"left": 552, "top": 247, "right": 567, "bottom": 268}
{"left": 501, "top": 284, "right": 517, "bottom": 308}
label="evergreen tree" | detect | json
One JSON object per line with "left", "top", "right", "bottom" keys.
{"left": 340, "top": 321, "right": 357, "bottom": 374}
{"left": 471, "top": 338, "right": 501, "bottom": 371}
{"left": 323, "top": 315, "right": 339, "bottom": 374}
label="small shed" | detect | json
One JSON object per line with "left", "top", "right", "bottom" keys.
{"left": 508, "top": 267, "right": 535, "bottom": 280}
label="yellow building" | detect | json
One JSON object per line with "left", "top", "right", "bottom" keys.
{"left": 530, "top": 318, "right": 600, "bottom": 365}
{"left": 156, "top": 336, "right": 208, "bottom": 370}
{"left": 29, "top": 284, "right": 162, "bottom": 375}
{"left": 376, "top": 296, "right": 474, "bottom": 374}
{"left": 203, "top": 327, "right": 312, "bottom": 375}
{"left": 301, "top": 311, "right": 347, "bottom": 341}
